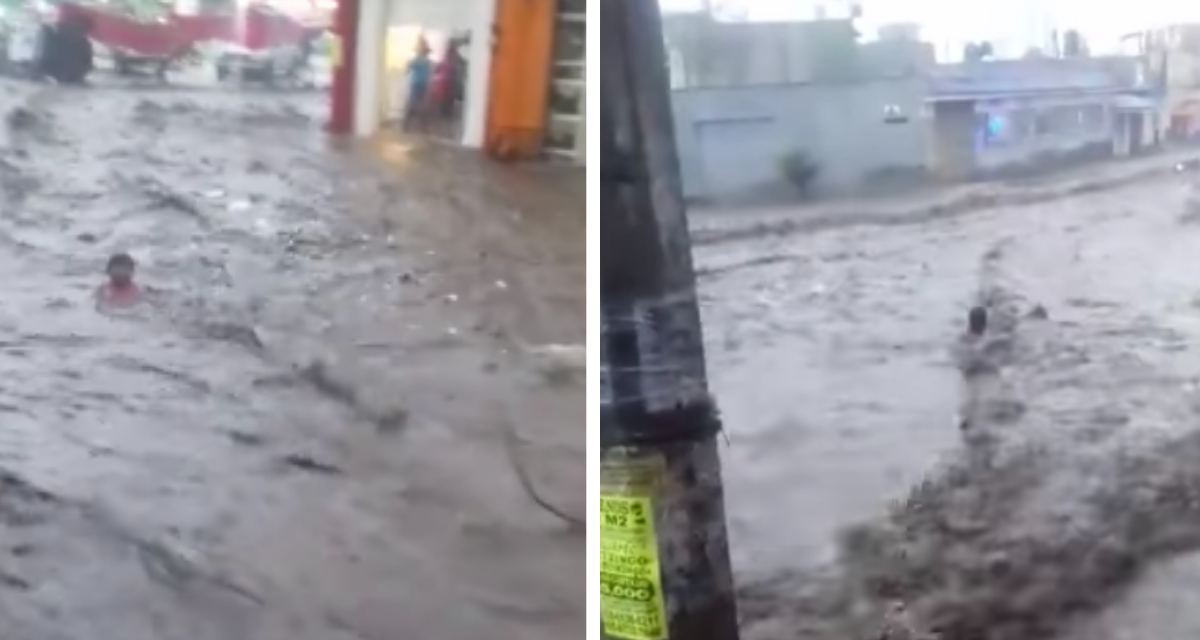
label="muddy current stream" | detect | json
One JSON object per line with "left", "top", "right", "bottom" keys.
{"left": 696, "top": 172, "right": 1200, "bottom": 638}
{"left": 0, "top": 80, "right": 583, "bottom": 639}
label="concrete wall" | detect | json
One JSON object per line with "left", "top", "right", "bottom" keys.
{"left": 1166, "top": 49, "right": 1200, "bottom": 91}
{"left": 927, "top": 102, "right": 976, "bottom": 181}
{"left": 389, "top": 0, "right": 477, "bottom": 27}
{"left": 662, "top": 15, "right": 934, "bottom": 89}
{"left": 671, "top": 79, "right": 928, "bottom": 201}
{"left": 663, "top": 17, "right": 860, "bottom": 88}
{"left": 1162, "top": 50, "right": 1200, "bottom": 139}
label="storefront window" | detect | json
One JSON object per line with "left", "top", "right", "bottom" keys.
{"left": 552, "top": 19, "right": 583, "bottom": 63}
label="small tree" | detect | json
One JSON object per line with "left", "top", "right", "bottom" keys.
{"left": 779, "top": 150, "right": 820, "bottom": 198}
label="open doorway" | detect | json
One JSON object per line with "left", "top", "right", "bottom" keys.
{"left": 384, "top": 25, "right": 470, "bottom": 143}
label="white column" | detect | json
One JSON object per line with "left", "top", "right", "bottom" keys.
{"left": 461, "top": 0, "right": 496, "bottom": 147}
{"left": 353, "top": 0, "right": 388, "bottom": 137}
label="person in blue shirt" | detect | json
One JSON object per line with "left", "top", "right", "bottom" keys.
{"left": 402, "top": 39, "right": 433, "bottom": 132}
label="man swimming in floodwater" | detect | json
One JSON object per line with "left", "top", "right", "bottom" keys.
{"left": 956, "top": 306, "right": 991, "bottom": 375}
{"left": 955, "top": 306, "right": 992, "bottom": 434}
{"left": 95, "top": 253, "right": 142, "bottom": 308}
{"left": 968, "top": 306, "right": 987, "bottom": 335}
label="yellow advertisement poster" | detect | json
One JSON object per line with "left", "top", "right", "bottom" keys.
{"left": 600, "top": 455, "right": 667, "bottom": 640}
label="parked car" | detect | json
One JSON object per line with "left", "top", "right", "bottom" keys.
{"left": 215, "top": 22, "right": 325, "bottom": 87}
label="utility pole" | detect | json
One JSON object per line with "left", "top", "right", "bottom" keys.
{"left": 599, "top": 1, "right": 740, "bottom": 640}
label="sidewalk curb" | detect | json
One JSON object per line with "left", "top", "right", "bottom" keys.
{"left": 692, "top": 155, "right": 1200, "bottom": 247}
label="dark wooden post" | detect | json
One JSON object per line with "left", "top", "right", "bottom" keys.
{"left": 599, "top": 1, "right": 741, "bottom": 640}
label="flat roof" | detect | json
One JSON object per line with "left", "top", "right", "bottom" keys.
{"left": 925, "top": 87, "right": 1133, "bottom": 103}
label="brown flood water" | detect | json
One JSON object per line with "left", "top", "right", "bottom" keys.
{"left": 0, "top": 79, "right": 584, "bottom": 640}
{"left": 696, "top": 154, "right": 1200, "bottom": 640}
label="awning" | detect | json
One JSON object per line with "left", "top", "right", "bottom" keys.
{"left": 1113, "top": 94, "right": 1158, "bottom": 111}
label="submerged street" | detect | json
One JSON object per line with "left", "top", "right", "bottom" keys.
{"left": 0, "top": 80, "right": 584, "bottom": 639}
{"left": 696, "top": 158, "right": 1200, "bottom": 639}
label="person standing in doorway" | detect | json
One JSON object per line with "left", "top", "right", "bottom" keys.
{"left": 428, "top": 37, "right": 466, "bottom": 135}
{"left": 401, "top": 37, "right": 433, "bottom": 132}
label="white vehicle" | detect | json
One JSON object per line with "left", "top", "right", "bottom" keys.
{"left": 215, "top": 41, "right": 296, "bottom": 81}
{"left": 3, "top": 6, "right": 46, "bottom": 73}
{"left": 214, "top": 29, "right": 324, "bottom": 88}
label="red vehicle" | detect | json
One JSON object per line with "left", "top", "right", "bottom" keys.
{"left": 53, "top": 1, "right": 316, "bottom": 79}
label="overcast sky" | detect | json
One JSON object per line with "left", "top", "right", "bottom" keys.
{"left": 658, "top": 0, "right": 1200, "bottom": 56}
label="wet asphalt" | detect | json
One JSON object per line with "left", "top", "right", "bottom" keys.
{"left": 0, "top": 78, "right": 584, "bottom": 639}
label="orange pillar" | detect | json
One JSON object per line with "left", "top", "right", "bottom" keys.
{"left": 327, "top": 0, "right": 358, "bottom": 134}
{"left": 484, "top": 0, "right": 555, "bottom": 160}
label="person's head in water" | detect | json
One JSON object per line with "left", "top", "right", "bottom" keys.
{"left": 967, "top": 306, "right": 988, "bottom": 337}
{"left": 106, "top": 253, "right": 136, "bottom": 289}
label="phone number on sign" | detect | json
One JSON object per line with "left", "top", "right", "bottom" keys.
{"left": 600, "top": 573, "right": 658, "bottom": 602}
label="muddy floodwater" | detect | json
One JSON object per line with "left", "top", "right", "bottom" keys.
{"left": 0, "top": 79, "right": 583, "bottom": 639}
{"left": 695, "top": 161, "right": 1200, "bottom": 639}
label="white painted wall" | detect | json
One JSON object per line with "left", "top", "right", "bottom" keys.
{"left": 353, "top": 0, "right": 388, "bottom": 137}
{"left": 460, "top": 0, "right": 494, "bottom": 147}
{"left": 390, "top": 0, "right": 478, "bottom": 30}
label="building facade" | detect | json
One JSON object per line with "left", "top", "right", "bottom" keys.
{"left": 328, "top": 0, "right": 585, "bottom": 164}
{"left": 671, "top": 56, "right": 1160, "bottom": 202}
{"left": 664, "top": 15, "right": 936, "bottom": 201}
{"left": 925, "top": 59, "right": 1159, "bottom": 181}
{"left": 1124, "top": 24, "right": 1200, "bottom": 141}
{"left": 672, "top": 78, "right": 928, "bottom": 201}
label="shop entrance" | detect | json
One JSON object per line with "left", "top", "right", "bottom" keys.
{"left": 382, "top": 0, "right": 477, "bottom": 143}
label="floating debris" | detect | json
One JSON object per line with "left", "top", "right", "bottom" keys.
{"left": 228, "top": 431, "right": 265, "bottom": 447}
{"left": 281, "top": 453, "right": 342, "bottom": 475}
